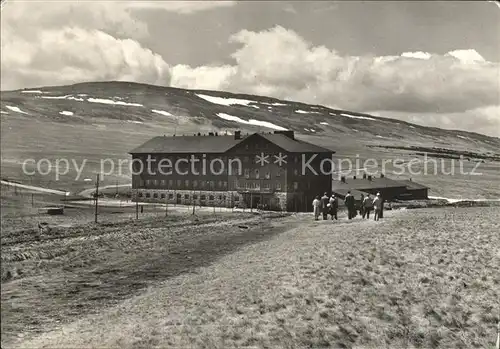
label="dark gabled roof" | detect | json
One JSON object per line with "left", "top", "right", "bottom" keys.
{"left": 129, "top": 135, "right": 246, "bottom": 154}
{"left": 395, "top": 180, "right": 429, "bottom": 190}
{"left": 258, "top": 133, "right": 334, "bottom": 153}
{"left": 129, "top": 132, "right": 335, "bottom": 155}
{"left": 331, "top": 177, "right": 407, "bottom": 191}
{"left": 332, "top": 188, "right": 371, "bottom": 200}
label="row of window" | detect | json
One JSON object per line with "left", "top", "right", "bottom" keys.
{"left": 137, "top": 192, "right": 240, "bottom": 201}
{"left": 140, "top": 180, "right": 302, "bottom": 191}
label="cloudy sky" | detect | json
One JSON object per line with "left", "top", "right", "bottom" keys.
{"left": 1, "top": 0, "right": 499, "bottom": 136}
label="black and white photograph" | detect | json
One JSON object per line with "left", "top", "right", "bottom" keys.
{"left": 1, "top": 0, "right": 499, "bottom": 348}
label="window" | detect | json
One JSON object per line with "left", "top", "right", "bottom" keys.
{"left": 307, "top": 181, "right": 311, "bottom": 189}
{"left": 218, "top": 195, "right": 222, "bottom": 200}
{"left": 264, "top": 182, "right": 270, "bottom": 189}
{"left": 193, "top": 194, "right": 198, "bottom": 200}
{"left": 168, "top": 193, "right": 174, "bottom": 199}
{"left": 255, "top": 182, "right": 260, "bottom": 189}
{"left": 185, "top": 179, "right": 189, "bottom": 187}
{"left": 160, "top": 193, "right": 166, "bottom": 199}
{"left": 209, "top": 195, "right": 214, "bottom": 201}
{"left": 255, "top": 169, "right": 260, "bottom": 179}
{"left": 184, "top": 194, "right": 189, "bottom": 199}
{"left": 168, "top": 179, "right": 173, "bottom": 187}
{"left": 153, "top": 193, "right": 158, "bottom": 198}
{"left": 161, "top": 179, "right": 166, "bottom": 186}
{"left": 210, "top": 181, "right": 215, "bottom": 189}
{"left": 201, "top": 181, "right": 205, "bottom": 188}
{"left": 276, "top": 169, "right": 281, "bottom": 177}
{"left": 177, "top": 193, "right": 181, "bottom": 199}
{"left": 265, "top": 172, "right": 270, "bottom": 179}
{"left": 264, "top": 143, "right": 269, "bottom": 149}
{"left": 146, "top": 193, "right": 151, "bottom": 198}
{"left": 276, "top": 182, "right": 281, "bottom": 190}
{"left": 294, "top": 156, "right": 299, "bottom": 163}
{"left": 177, "top": 179, "right": 182, "bottom": 188}
{"left": 218, "top": 181, "right": 222, "bottom": 188}
{"left": 234, "top": 196, "right": 240, "bottom": 201}
{"left": 245, "top": 182, "right": 249, "bottom": 189}
{"left": 146, "top": 179, "right": 151, "bottom": 186}
{"left": 193, "top": 180, "right": 198, "bottom": 188}
{"left": 153, "top": 179, "right": 158, "bottom": 186}
{"left": 255, "top": 143, "right": 259, "bottom": 149}
{"left": 223, "top": 195, "right": 226, "bottom": 200}
{"left": 244, "top": 169, "right": 250, "bottom": 178}
{"left": 223, "top": 181, "right": 228, "bottom": 188}
{"left": 200, "top": 195, "right": 206, "bottom": 201}
{"left": 244, "top": 156, "right": 249, "bottom": 163}
{"left": 138, "top": 192, "right": 143, "bottom": 197}
{"left": 245, "top": 144, "right": 249, "bottom": 150}
{"left": 293, "top": 182, "right": 299, "bottom": 190}
{"left": 294, "top": 169, "right": 298, "bottom": 176}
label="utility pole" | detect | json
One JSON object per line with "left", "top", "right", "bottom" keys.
{"left": 94, "top": 173, "right": 100, "bottom": 223}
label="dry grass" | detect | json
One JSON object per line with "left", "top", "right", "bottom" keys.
{"left": 4, "top": 207, "right": 499, "bottom": 349}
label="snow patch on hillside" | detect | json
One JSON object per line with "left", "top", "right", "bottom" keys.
{"left": 21, "top": 90, "right": 44, "bottom": 94}
{"left": 152, "top": 109, "right": 174, "bottom": 117}
{"left": 1, "top": 111, "right": 8, "bottom": 114}
{"left": 59, "top": 111, "right": 74, "bottom": 116}
{"left": 457, "top": 135, "right": 469, "bottom": 140}
{"left": 6, "top": 106, "right": 28, "bottom": 114}
{"left": 88, "top": 98, "right": 143, "bottom": 107}
{"left": 341, "top": 113, "right": 376, "bottom": 121}
{"left": 261, "top": 102, "right": 287, "bottom": 106}
{"left": 196, "top": 94, "right": 259, "bottom": 108}
{"left": 216, "top": 113, "right": 287, "bottom": 131}
{"left": 320, "top": 122, "right": 329, "bottom": 125}
{"left": 41, "top": 95, "right": 84, "bottom": 101}
{"left": 296, "top": 110, "right": 320, "bottom": 114}
{"left": 127, "top": 120, "right": 143, "bottom": 124}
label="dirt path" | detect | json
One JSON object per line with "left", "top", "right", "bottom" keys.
{"left": 1, "top": 212, "right": 294, "bottom": 345}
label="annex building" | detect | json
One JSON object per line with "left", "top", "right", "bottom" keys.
{"left": 129, "top": 130, "right": 335, "bottom": 211}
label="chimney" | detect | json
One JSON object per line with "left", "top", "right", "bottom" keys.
{"left": 363, "top": 173, "right": 367, "bottom": 179}
{"left": 380, "top": 173, "right": 385, "bottom": 178}
{"left": 341, "top": 176, "right": 346, "bottom": 183}
{"left": 274, "top": 130, "right": 294, "bottom": 140}
{"left": 368, "top": 175, "right": 372, "bottom": 181}
{"left": 234, "top": 130, "right": 242, "bottom": 140}
{"left": 197, "top": 132, "right": 201, "bottom": 136}
{"left": 353, "top": 175, "right": 356, "bottom": 180}
{"left": 215, "top": 132, "right": 218, "bottom": 136}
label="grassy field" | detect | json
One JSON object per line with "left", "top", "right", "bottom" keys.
{"left": 2, "top": 207, "right": 499, "bottom": 348}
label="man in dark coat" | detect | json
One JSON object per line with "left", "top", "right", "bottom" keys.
{"left": 321, "top": 192, "right": 330, "bottom": 220}
{"left": 344, "top": 191, "right": 355, "bottom": 219}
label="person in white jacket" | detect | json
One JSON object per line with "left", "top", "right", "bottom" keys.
{"left": 312, "top": 196, "right": 321, "bottom": 220}
{"left": 372, "top": 193, "right": 382, "bottom": 221}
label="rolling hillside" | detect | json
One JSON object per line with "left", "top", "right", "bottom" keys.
{"left": 1, "top": 81, "right": 499, "bottom": 198}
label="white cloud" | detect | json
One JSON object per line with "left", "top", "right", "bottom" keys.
{"left": 1, "top": 27, "right": 171, "bottom": 90}
{"left": 124, "top": 1, "right": 237, "bottom": 14}
{"left": 170, "top": 25, "right": 500, "bottom": 136}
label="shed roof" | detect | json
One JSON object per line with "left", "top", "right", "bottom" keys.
{"left": 332, "top": 188, "right": 371, "bottom": 200}
{"left": 395, "top": 180, "right": 429, "bottom": 190}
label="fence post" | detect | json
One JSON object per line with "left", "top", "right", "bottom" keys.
{"left": 136, "top": 198, "right": 139, "bottom": 220}
{"left": 94, "top": 174, "right": 100, "bottom": 223}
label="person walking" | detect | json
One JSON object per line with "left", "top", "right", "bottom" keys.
{"left": 362, "top": 194, "right": 373, "bottom": 219}
{"left": 359, "top": 194, "right": 365, "bottom": 218}
{"left": 312, "top": 196, "right": 321, "bottom": 221}
{"left": 329, "top": 194, "right": 338, "bottom": 220}
{"left": 373, "top": 192, "right": 382, "bottom": 221}
{"left": 321, "top": 192, "right": 330, "bottom": 220}
{"left": 344, "top": 191, "right": 355, "bottom": 220}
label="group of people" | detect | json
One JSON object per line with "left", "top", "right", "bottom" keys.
{"left": 312, "top": 191, "right": 383, "bottom": 221}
